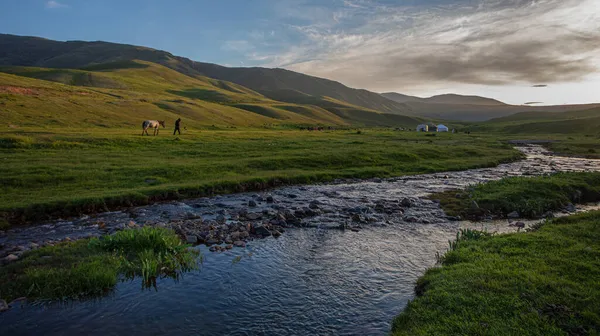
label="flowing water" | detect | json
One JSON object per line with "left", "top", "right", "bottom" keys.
{"left": 1, "top": 146, "right": 600, "bottom": 335}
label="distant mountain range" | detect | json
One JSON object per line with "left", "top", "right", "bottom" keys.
{"left": 381, "top": 92, "right": 506, "bottom": 106}
{"left": 381, "top": 92, "right": 599, "bottom": 122}
{"left": 1, "top": 33, "right": 598, "bottom": 125}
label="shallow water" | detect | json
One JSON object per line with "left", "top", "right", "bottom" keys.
{"left": 1, "top": 145, "right": 600, "bottom": 335}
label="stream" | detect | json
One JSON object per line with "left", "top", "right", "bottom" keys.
{"left": 1, "top": 145, "right": 600, "bottom": 335}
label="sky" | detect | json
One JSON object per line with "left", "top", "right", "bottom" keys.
{"left": 1, "top": 0, "right": 599, "bottom": 105}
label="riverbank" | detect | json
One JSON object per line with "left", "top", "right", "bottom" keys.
{"left": 432, "top": 171, "right": 600, "bottom": 219}
{"left": 392, "top": 210, "right": 600, "bottom": 335}
{"left": 0, "top": 227, "right": 200, "bottom": 303}
{"left": 0, "top": 129, "right": 522, "bottom": 225}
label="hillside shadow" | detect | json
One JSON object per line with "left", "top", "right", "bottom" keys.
{"left": 80, "top": 60, "right": 149, "bottom": 71}
{"left": 167, "top": 88, "right": 230, "bottom": 103}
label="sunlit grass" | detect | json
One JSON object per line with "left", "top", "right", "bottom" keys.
{"left": 392, "top": 211, "right": 600, "bottom": 335}
{"left": 0, "top": 228, "right": 201, "bottom": 301}
{"left": 0, "top": 129, "right": 523, "bottom": 224}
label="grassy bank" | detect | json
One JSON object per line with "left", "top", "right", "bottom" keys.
{"left": 433, "top": 172, "right": 600, "bottom": 219}
{"left": 0, "top": 129, "right": 522, "bottom": 225}
{"left": 0, "top": 227, "right": 200, "bottom": 302}
{"left": 392, "top": 211, "right": 600, "bottom": 335}
{"left": 545, "top": 138, "right": 600, "bottom": 159}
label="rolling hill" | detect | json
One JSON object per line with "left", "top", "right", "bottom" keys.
{"left": 0, "top": 34, "right": 412, "bottom": 118}
{"left": 381, "top": 92, "right": 506, "bottom": 106}
{"left": 0, "top": 60, "right": 423, "bottom": 128}
{"left": 2, "top": 33, "right": 598, "bottom": 124}
{"left": 470, "top": 107, "right": 600, "bottom": 134}
{"left": 381, "top": 91, "right": 600, "bottom": 122}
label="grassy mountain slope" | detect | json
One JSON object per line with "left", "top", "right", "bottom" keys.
{"left": 0, "top": 34, "right": 411, "bottom": 117}
{"left": 0, "top": 60, "right": 422, "bottom": 128}
{"left": 476, "top": 107, "right": 600, "bottom": 134}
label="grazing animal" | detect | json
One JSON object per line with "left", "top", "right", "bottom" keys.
{"left": 141, "top": 120, "right": 165, "bottom": 136}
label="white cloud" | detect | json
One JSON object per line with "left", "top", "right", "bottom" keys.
{"left": 46, "top": 1, "right": 68, "bottom": 9}
{"left": 246, "top": 0, "right": 600, "bottom": 94}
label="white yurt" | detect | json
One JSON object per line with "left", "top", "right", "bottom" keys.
{"left": 416, "top": 124, "right": 428, "bottom": 132}
{"left": 437, "top": 124, "right": 449, "bottom": 132}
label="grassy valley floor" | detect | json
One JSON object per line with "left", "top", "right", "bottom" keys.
{"left": 0, "top": 129, "right": 522, "bottom": 225}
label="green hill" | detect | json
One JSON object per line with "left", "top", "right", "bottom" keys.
{"left": 0, "top": 33, "right": 412, "bottom": 117}
{"left": 0, "top": 60, "right": 422, "bottom": 128}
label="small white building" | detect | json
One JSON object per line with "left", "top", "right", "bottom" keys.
{"left": 416, "top": 124, "right": 428, "bottom": 132}
{"left": 437, "top": 124, "right": 449, "bottom": 132}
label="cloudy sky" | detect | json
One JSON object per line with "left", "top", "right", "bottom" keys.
{"left": 1, "top": 0, "right": 599, "bottom": 105}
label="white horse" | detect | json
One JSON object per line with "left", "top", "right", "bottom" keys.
{"left": 141, "top": 120, "right": 165, "bottom": 136}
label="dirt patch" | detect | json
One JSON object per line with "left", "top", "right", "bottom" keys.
{"left": 0, "top": 86, "right": 39, "bottom": 96}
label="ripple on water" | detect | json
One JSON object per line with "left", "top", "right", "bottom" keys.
{"left": 0, "top": 226, "right": 455, "bottom": 336}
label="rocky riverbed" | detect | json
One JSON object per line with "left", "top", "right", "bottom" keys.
{"left": 2, "top": 145, "right": 600, "bottom": 264}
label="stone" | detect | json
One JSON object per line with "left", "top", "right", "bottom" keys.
{"left": 0, "top": 299, "right": 8, "bottom": 312}
{"left": 224, "top": 236, "right": 233, "bottom": 244}
{"left": 294, "top": 210, "right": 306, "bottom": 218}
{"left": 8, "top": 297, "right": 27, "bottom": 307}
{"left": 272, "top": 230, "right": 282, "bottom": 237}
{"left": 309, "top": 201, "right": 320, "bottom": 209}
{"left": 216, "top": 214, "right": 226, "bottom": 223}
{"left": 254, "top": 225, "right": 272, "bottom": 237}
{"left": 287, "top": 194, "right": 298, "bottom": 199}
{"left": 515, "top": 222, "right": 526, "bottom": 229}
{"left": 565, "top": 203, "right": 576, "bottom": 213}
{"left": 403, "top": 216, "right": 418, "bottom": 223}
{"left": 542, "top": 211, "right": 555, "bottom": 219}
{"left": 231, "top": 232, "right": 241, "bottom": 240}
{"left": 401, "top": 198, "right": 412, "bottom": 207}
{"left": 507, "top": 211, "right": 520, "bottom": 219}
{"left": 225, "top": 244, "right": 233, "bottom": 250}
{"left": 209, "top": 246, "right": 218, "bottom": 252}
{"left": 234, "top": 240, "right": 246, "bottom": 247}
{"left": 248, "top": 200, "right": 257, "bottom": 207}
{"left": 266, "top": 195, "right": 275, "bottom": 203}
{"left": 205, "top": 238, "right": 219, "bottom": 246}
{"left": 185, "top": 235, "right": 198, "bottom": 244}
{"left": 4, "top": 254, "right": 18, "bottom": 263}
{"left": 246, "top": 213, "right": 262, "bottom": 220}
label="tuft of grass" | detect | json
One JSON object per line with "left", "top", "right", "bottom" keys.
{"left": 0, "top": 228, "right": 201, "bottom": 301}
{"left": 392, "top": 211, "right": 600, "bottom": 335}
{"left": 432, "top": 172, "right": 600, "bottom": 219}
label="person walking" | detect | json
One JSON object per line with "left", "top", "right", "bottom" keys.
{"left": 173, "top": 118, "right": 182, "bottom": 135}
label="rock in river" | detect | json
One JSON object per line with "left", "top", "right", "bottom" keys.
{"left": 185, "top": 235, "right": 198, "bottom": 244}
{"left": 507, "top": 211, "right": 520, "bottom": 219}
{"left": 3, "top": 254, "right": 19, "bottom": 264}
{"left": 254, "top": 225, "right": 272, "bottom": 237}
{"left": 246, "top": 213, "right": 262, "bottom": 220}
{"left": 234, "top": 240, "right": 246, "bottom": 248}
{"left": 0, "top": 299, "right": 8, "bottom": 313}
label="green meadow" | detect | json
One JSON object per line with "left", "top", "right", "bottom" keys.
{"left": 0, "top": 129, "right": 522, "bottom": 224}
